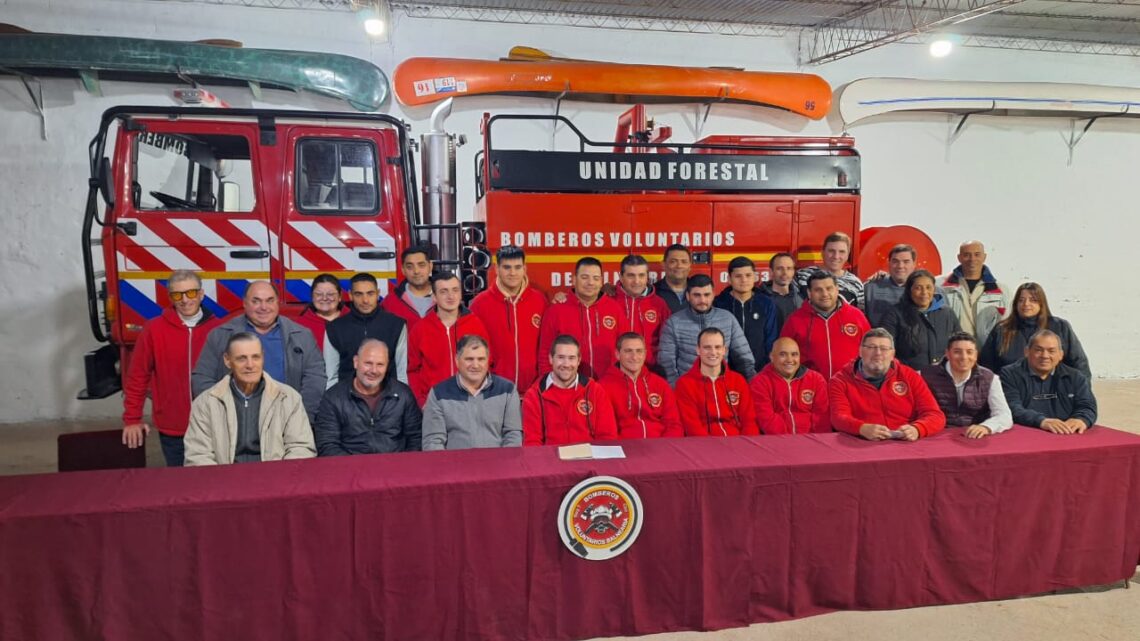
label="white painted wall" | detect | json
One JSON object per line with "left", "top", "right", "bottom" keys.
{"left": 1, "top": 0, "right": 1135, "bottom": 423}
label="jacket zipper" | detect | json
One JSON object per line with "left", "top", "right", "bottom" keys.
{"left": 786, "top": 378, "right": 797, "bottom": 434}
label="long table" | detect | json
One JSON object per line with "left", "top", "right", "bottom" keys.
{"left": 2, "top": 426, "right": 1139, "bottom": 641}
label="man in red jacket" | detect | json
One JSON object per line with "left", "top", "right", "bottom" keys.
{"left": 674, "top": 328, "right": 759, "bottom": 437}
{"left": 470, "top": 245, "right": 548, "bottom": 395}
{"left": 829, "top": 328, "right": 946, "bottom": 441}
{"left": 523, "top": 335, "right": 618, "bottom": 445}
{"left": 538, "top": 257, "right": 626, "bottom": 380}
{"left": 751, "top": 337, "right": 830, "bottom": 435}
{"left": 121, "top": 270, "right": 222, "bottom": 466}
{"left": 600, "top": 332, "right": 683, "bottom": 439}
{"left": 379, "top": 245, "right": 434, "bottom": 330}
{"left": 781, "top": 271, "right": 871, "bottom": 379}
{"left": 613, "top": 255, "right": 671, "bottom": 374}
{"left": 408, "top": 271, "right": 493, "bottom": 405}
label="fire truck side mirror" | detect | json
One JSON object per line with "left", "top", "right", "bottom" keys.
{"left": 97, "top": 157, "right": 115, "bottom": 207}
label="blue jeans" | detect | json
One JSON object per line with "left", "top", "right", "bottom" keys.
{"left": 158, "top": 434, "right": 185, "bottom": 467}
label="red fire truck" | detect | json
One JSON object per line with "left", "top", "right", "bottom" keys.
{"left": 79, "top": 101, "right": 938, "bottom": 398}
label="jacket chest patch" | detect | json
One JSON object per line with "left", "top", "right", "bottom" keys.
{"left": 602, "top": 315, "right": 617, "bottom": 330}
{"left": 643, "top": 309, "right": 658, "bottom": 323}
{"left": 842, "top": 323, "right": 859, "bottom": 336}
{"left": 726, "top": 390, "right": 741, "bottom": 406}
{"left": 800, "top": 389, "right": 815, "bottom": 405}
{"left": 577, "top": 399, "right": 594, "bottom": 415}
{"left": 531, "top": 313, "right": 542, "bottom": 328}
{"left": 892, "top": 381, "right": 909, "bottom": 396}
{"left": 647, "top": 392, "right": 662, "bottom": 408}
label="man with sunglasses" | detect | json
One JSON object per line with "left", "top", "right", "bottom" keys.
{"left": 122, "top": 270, "right": 222, "bottom": 466}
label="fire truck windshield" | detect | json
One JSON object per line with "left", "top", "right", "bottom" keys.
{"left": 134, "top": 132, "right": 255, "bottom": 212}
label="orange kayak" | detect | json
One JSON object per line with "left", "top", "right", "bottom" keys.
{"left": 393, "top": 54, "right": 831, "bottom": 119}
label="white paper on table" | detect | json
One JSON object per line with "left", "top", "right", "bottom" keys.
{"left": 589, "top": 445, "right": 626, "bottom": 459}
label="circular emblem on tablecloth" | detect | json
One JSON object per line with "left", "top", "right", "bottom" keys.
{"left": 602, "top": 315, "right": 617, "bottom": 330}
{"left": 842, "top": 323, "right": 859, "bottom": 336}
{"left": 800, "top": 389, "right": 815, "bottom": 404}
{"left": 531, "top": 313, "right": 542, "bottom": 328}
{"left": 647, "top": 392, "right": 663, "bottom": 408}
{"left": 576, "top": 399, "right": 594, "bottom": 415}
{"left": 726, "top": 390, "right": 741, "bottom": 406}
{"left": 892, "top": 381, "right": 909, "bottom": 396}
{"left": 558, "top": 475, "right": 644, "bottom": 560}
{"left": 644, "top": 309, "right": 658, "bottom": 323}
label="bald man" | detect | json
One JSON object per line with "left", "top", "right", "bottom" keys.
{"left": 938, "top": 240, "right": 1011, "bottom": 346}
{"left": 192, "top": 280, "right": 326, "bottom": 419}
{"left": 749, "top": 337, "right": 831, "bottom": 435}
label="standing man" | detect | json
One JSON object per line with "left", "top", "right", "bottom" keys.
{"left": 864, "top": 244, "right": 917, "bottom": 327}
{"left": 714, "top": 256, "right": 779, "bottom": 371}
{"left": 674, "top": 328, "right": 759, "bottom": 437}
{"left": 422, "top": 335, "right": 523, "bottom": 451}
{"left": 1000, "top": 330, "right": 1097, "bottom": 435}
{"left": 380, "top": 245, "right": 435, "bottom": 329}
{"left": 658, "top": 274, "right": 757, "bottom": 384}
{"left": 750, "top": 337, "right": 830, "bottom": 435}
{"left": 781, "top": 272, "right": 871, "bottom": 379}
{"left": 829, "top": 329, "right": 945, "bottom": 441}
{"left": 408, "top": 271, "right": 493, "bottom": 405}
{"left": 538, "top": 257, "right": 626, "bottom": 380}
{"left": 122, "top": 270, "right": 222, "bottom": 466}
{"left": 758, "top": 252, "right": 803, "bottom": 329}
{"left": 794, "top": 232, "right": 865, "bottom": 308}
{"left": 192, "top": 280, "right": 325, "bottom": 420}
{"left": 599, "top": 332, "right": 683, "bottom": 439}
{"left": 469, "top": 245, "right": 548, "bottom": 395}
{"left": 523, "top": 335, "right": 618, "bottom": 445}
{"left": 185, "top": 333, "right": 316, "bottom": 465}
{"left": 654, "top": 243, "right": 692, "bottom": 313}
{"left": 613, "top": 255, "right": 671, "bottom": 373}
{"left": 938, "top": 240, "right": 1011, "bottom": 345}
{"left": 324, "top": 273, "right": 408, "bottom": 388}
{"left": 921, "top": 332, "right": 1012, "bottom": 439}
{"left": 313, "top": 339, "right": 421, "bottom": 456}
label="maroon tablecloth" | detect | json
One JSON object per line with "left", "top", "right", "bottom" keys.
{"left": 2, "top": 426, "right": 1139, "bottom": 641}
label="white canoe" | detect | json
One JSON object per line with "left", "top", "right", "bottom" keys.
{"left": 839, "top": 78, "right": 1140, "bottom": 125}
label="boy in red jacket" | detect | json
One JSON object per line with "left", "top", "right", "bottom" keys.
{"left": 538, "top": 257, "right": 626, "bottom": 380}
{"left": 523, "top": 335, "right": 618, "bottom": 445}
{"left": 469, "top": 246, "right": 548, "bottom": 395}
{"left": 121, "top": 270, "right": 222, "bottom": 466}
{"left": 829, "top": 328, "right": 946, "bottom": 441}
{"left": 408, "top": 271, "right": 493, "bottom": 405}
{"left": 781, "top": 271, "right": 870, "bottom": 379}
{"left": 751, "top": 337, "right": 831, "bottom": 435}
{"left": 612, "top": 255, "right": 671, "bottom": 373}
{"left": 600, "top": 333, "right": 683, "bottom": 439}
{"left": 674, "top": 328, "right": 759, "bottom": 437}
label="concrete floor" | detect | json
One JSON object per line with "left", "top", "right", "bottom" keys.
{"left": 2, "top": 380, "right": 1138, "bottom": 640}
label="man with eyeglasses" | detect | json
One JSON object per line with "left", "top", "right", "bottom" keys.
{"left": 193, "top": 280, "right": 326, "bottom": 420}
{"left": 122, "top": 270, "right": 222, "bottom": 466}
{"left": 999, "top": 330, "right": 1097, "bottom": 435}
{"left": 829, "top": 328, "right": 945, "bottom": 441}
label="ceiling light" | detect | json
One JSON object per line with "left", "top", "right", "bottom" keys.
{"left": 364, "top": 17, "right": 385, "bottom": 37}
{"left": 929, "top": 39, "right": 954, "bottom": 58}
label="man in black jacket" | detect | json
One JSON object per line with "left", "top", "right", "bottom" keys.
{"left": 714, "top": 256, "right": 778, "bottom": 370}
{"left": 999, "top": 329, "right": 1097, "bottom": 435}
{"left": 314, "top": 339, "right": 422, "bottom": 456}
{"left": 323, "top": 273, "right": 408, "bottom": 387}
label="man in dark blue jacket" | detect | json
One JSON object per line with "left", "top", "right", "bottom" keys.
{"left": 313, "top": 339, "right": 422, "bottom": 456}
{"left": 714, "top": 256, "right": 779, "bottom": 371}
{"left": 999, "top": 329, "right": 1097, "bottom": 434}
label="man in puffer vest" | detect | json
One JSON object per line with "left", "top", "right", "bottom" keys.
{"left": 523, "top": 335, "right": 618, "bottom": 445}
{"left": 750, "top": 337, "right": 830, "bottom": 435}
{"left": 921, "top": 332, "right": 1012, "bottom": 438}
{"left": 674, "top": 328, "right": 759, "bottom": 437}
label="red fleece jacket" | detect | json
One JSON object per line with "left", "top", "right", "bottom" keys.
{"left": 408, "top": 309, "right": 493, "bottom": 405}
{"left": 538, "top": 295, "right": 627, "bottom": 380}
{"left": 828, "top": 360, "right": 946, "bottom": 437}
{"left": 522, "top": 375, "right": 618, "bottom": 445}
{"left": 673, "top": 360, "right": 759, "bottom": 437}
{"left": 749, "top": 364, "right": 831, "bottom": 435}
{"left": 599, "top": 367, "right": 683, "bottom": 439}
{"left": 469, "top": 280, "right": 548, "bottom": 395}
{"left": 780, "top": 300, "right": 871, "bottom": 379}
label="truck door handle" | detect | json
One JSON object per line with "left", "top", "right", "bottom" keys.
{"left": 230, "top": 249, "right": 269, "bottom": 259}
{"left": 116, "top": 222, "right": 137, "bottom": 236}
{"left": 359, "top": 251, "right": 396, "bottom": 260}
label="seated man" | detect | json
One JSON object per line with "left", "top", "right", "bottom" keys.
{"left": 185, "top": 332, "right": 316, "bottom": 465}
{"left": 422, "top": 335, "right": 523, "bottom": 450}
{"left": 599, "top": 332, "right": 683, "bottom": 439}
{"left": 921, "top": 332, "right": 1013, "bottom": 439}
{"left": 829, "top": 328, "right": 945, "bottom": 441}
{"left": 750, "top": 337, "right": 830, "bottom": 435}
{"left": 674, "top": 328, "right": 759, "bottom": 436}
{"left": 313, "top": 339, "right": 422, "bottom": 456}
{"left": 523, "top": 335, "right": 618, "bottom": 445}
{"left": 999, "top": 329, "right": 1097, "bottom": 435}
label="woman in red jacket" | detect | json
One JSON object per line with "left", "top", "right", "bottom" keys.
{"left": 674, "top": 328, "right": 759, "bottom": 436}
